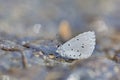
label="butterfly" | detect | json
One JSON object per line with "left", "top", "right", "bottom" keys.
{"left": 56, "top": 31, "right": 96, "bottom": 59}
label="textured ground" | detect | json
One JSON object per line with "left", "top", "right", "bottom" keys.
{"left": 0, "top": 0, "right": 120, "bottom": 80}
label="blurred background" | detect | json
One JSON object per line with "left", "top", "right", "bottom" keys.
{"left": 0, "top": 0, "right": 120, "bottom": 80}
{"left": 0, "top": 0, "right": 119, "bottom": 39}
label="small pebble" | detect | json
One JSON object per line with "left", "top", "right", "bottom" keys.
{"left": 48, "top": 54, "right": 55, "bottom": 59}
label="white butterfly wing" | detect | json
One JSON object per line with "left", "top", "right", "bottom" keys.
{"left": 60, "top": 51, "right": 82, "bottom": 59}
{"left": 56, "top": 31, "right": 96, "bottom": 59}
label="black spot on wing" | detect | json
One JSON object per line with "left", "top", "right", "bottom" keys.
{"left": 68, "top": 44, "right": 70, "bottom": 46}
{"left": 81, "top": 46, "right": 84, "bottom": 48}
{"left": 81, "top": 44, "right": 85, "bottom": 48}
{"left": 77, "top": 50, "right": 79, "bottom": 52}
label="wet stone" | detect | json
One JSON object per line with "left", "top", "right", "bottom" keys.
{"left": 0, "top": 40, "right": 24, "bottom": 51}
{"left": 67, "top": 57, "right": 120, "bottom": 80}
{"left": 0, "top": 51, "right": 23, "bottom": 73}
{"left": 6, "top": 57, "right": 120, "bottom": 80}
{"left": 23, "top": 40, "right": 60, "bottom": 57}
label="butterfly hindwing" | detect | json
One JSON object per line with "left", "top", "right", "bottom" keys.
{"left": 56, "top": 31, "right": 96, "bottom": 59}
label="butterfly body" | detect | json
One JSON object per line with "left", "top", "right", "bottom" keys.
{"left": 56, "top": 31, "right": 96, "bottom": 59}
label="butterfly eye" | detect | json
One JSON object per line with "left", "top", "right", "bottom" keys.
{"left": 57, "top": 45, "right": 60, "bottom": 47}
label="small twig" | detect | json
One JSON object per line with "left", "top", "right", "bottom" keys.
{"left": 20, "top": 51, "right": 28, "bottom": 68}
{"left": 0, "top": 40, "right": 29, "bottom": 68}
{"left": 0, "top": 47, "right": 28, "bottom": 68}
